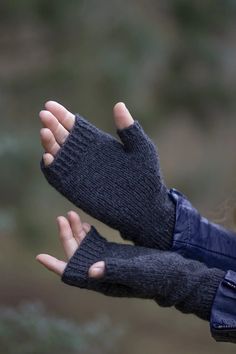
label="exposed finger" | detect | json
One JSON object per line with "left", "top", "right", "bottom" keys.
{"left": 45, "top": 101, "right": 75, "bottom": 131}
{"left": 113, "top": 102, "right": 134, "bottom": 130}
{"left": 39, "top": 110, "right": 69, "bottom": 145}
{"left": 43, "top": 153, "right": 54, "bottom": 166}
{"left": 36, "top": 254, "right": 66, "bottom": 276}
{"left": 40, "top": 128, "right": 60, "bottom": 156}
{"left": 82, "top": 222, "right": 91, "bottom": 234}
{"left": 57, "top": 216, "right": 78, "bottom": 259}
{"left": 89, "top": 261, "right": 105, "bottom": 279}
{"left": 67, "top": 211, "right": 87, "bottom": 244}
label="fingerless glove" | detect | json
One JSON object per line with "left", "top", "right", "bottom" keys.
{"left": 62, "top": 227, "right": 225, "bottom": 321}
{"left": 41, "top": 115, "right": 175, "bottom": 249}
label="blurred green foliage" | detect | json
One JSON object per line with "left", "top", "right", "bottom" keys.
{"left": 0, "top": 302, "right": 122, "bottom": 354}
{"left": 1, "top": 1, "right": 236, "bottom": 353}
{"left": 1, "top": 0, "right": 236, "bottom": 127}
{"left": 1, "top": 0, "right": 236, "bottom": 267}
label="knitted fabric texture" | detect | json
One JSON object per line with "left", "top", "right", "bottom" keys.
{"left": 62, "top": 227, "right": 225, "bottom": 321}
{"left": 41, "top": 114, "right": 175, "bottom": 250}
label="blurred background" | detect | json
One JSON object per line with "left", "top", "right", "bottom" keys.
{"left": 1, "top": 0, "right": 236, "bottom": 353}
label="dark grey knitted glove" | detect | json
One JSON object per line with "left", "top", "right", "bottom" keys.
{"left": 62, "top": 227, "right": 225, "bottom": 321}
{"left": 41, "top": 114, "right": 175, "bottom": 249}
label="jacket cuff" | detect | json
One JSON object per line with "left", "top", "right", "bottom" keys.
{"left": 61, "top": 227, "right": 107, "bottom": 288}
{"left": 169, "top": 188, "right": 236, "bottom": 272}
{"left": 210, "top": 270, "right": 236, "bottom": 343}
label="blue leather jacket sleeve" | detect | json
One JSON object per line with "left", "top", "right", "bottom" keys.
{"left": 169, "top": 188, "right": 236, "bottom": 272}
{"left": 211, "top": 270, "right": 236, "bottom": 342}
{"left": 169, "top": 189, "right": 236, "bottom": 343}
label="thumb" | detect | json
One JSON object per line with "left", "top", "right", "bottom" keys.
{"left": 89, "top": 261, "right": 105, "bottom": 279}
{"left": 115, "top": 107, "right": 153, "bottom": 153}
{"left": 113, "top": 102, "right": 134, "bottom": 130}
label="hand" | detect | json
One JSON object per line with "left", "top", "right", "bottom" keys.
{"left": 36, "top": 211, "right": 223, "bottom": 322}
{"left": 36, "top": 211, "right": 105, "bottom": 279}
{"left": 39, "top": 100, "right": 175, "bottom": 250}
{"left": 39, "top": 101, "right": 133, "bottom": 166}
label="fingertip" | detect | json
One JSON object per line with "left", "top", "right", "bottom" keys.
{"left": 114, "top": 101, "right": 126, "bottom": 110}
{"left": 43, "top": 153, "right": 54, "bottom": 166}
{"left": 56, "top": 215, "right": 64, "bottom": 225}
{"left": 113, "top": 102, "right": 127, "bottom": 117}
{"left": 67, "top": 210, "right": 80, "bottom": 221}
{"left": 57, "top": 215, "right": 69, "bottom": 228}
{"left": 67, "top": 211, "right": 85, "bottom": 242}
{"left": 40, "top": 127, "right": 46, "bottom": 136}
{"left": 45, "top": 100, "right": 58, "bottom": 109}
{"left": 89, "top": 261, "right": 105, "bottom": 279}
{"left": 113, "top": 102, "right": 134, "bottom": 130}
{"left": 40, "top": 126, "right": 60, "bottom": 156}
{"left": 40, "top": 127, "right": 51, "bottom": 139}
{"left": 39, "top": 111, "right": 54, "bottom": 126}
{"left": 35, "top": 253, "right": 46, "bottom": 262}
{"left": 56, "top": 217, "right": 69, "bottom": 239}
{"left": 35, "top": 253, "right": 66, "bottom": 275}
{"left": 67, "top": 210, "right": 74, "bottom": 217}
{"left": 39, "top": 110, "right": 47, "bottom": 119}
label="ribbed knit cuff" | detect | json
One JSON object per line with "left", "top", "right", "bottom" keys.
{"left": 41, "top": 114, "right": 100, "bottom": 179}
{"left": 197, "top": 270, "right": 226, "bottom": 321}
{"left": 61, "top": 226, "right": 107, "bottom": 288}
{"left": 153, "top": 188, "right": 176, "bottom": 250}
{"left": 176, "top": 269, "right": 225, "bottom": 321}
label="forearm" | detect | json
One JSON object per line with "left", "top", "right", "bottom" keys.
{"left": 61, "top": 227, "right": 236, "bottom": 343}
{"left": 61, "top": 227, "right": 224, "bottom": 321}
